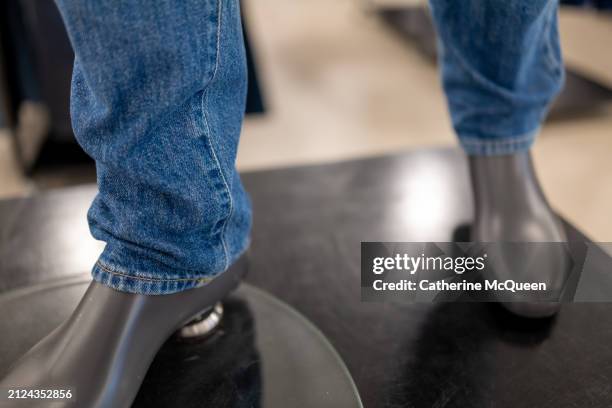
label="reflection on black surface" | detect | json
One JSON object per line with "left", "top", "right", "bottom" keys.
{"left": 133, "top": 298, "right": 262, "bottom": 408}
{"left": 452, "top": 224, "right": 471, "bottom": 242}
{"left": 390, "top": 301, "right": 556, "bottom": 408}
{"left": 385, "top": 222, "right": 558, "bottom": 407}
{"left": 488, "top": 303, "right": 556, "bottom": 345}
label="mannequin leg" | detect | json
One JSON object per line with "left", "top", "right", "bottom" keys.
{"left": 429, "top": 0, "right": 568, "bottom": 316}
{"left": 0, "top": 259, "right": 246, "bottom": 408}
{"left": 470, "top": 153, "right": 570, "bottom": 317}
{"left": 1, "top": 0, "right": 250, "bottom": 406}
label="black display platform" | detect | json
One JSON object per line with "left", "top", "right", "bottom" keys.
{"left": 1, "top": 148, "right": 612, "bottom": 407}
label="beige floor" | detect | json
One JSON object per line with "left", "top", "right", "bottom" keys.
{"left": 237, "top": 0, "right": 455, "bottom": 171}
{"left": 1, "top": 0, "right": 611, "bottom": 241}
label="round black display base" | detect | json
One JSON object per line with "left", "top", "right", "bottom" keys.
{"left": 0, "top": 277, "right": 362, "bottom": 408}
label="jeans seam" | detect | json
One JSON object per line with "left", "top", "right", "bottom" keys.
{"left": 201, "top": 0, "right": 232, "bottom": 271}
{"left": 95, "top": 261, "right": 213, "bottom": 283}
{"left": 460, "top": 131, "right": 536, "bottom": 146}
{"left": 459, "top": 128, "right": 537, "bottom": 155}
{"left": 542, "top": 0, "right": 561, "bottom": 74}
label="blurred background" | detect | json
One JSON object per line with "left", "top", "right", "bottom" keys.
{"left": 1, "top": 0, "right": 612, "bottom": 240}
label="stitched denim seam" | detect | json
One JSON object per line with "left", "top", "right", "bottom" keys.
{"left": 98, "top": 254, "right": 213, "bottom": 275}
{"left": 459, "top": 129, "right": 537, "bottom": 146}
{"left": 200, "top": 0, "right": 233, "bottom": 271}
{"left": 95, "top": 261, "right": 213, "bottom": 283}
{"left": 459, "top": 127, "right": 538, "bottom": 155}
{"left": 542, "top": 0, "right": 562, "bottom": 75}
{"left": 461, "top": 139, "right": 532, "bottom": 147}
{"left": 214, "top": 0, "right": 235, "bottom": 271}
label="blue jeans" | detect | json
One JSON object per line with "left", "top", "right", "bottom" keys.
{"left": 430, "top": 0, "right": 565, "bottom": 155}
{"left": 54, "top": 0, "right": 563, "bottom": 295}
{"left": 55, "top": 0, "right": 251, "bottom": 295}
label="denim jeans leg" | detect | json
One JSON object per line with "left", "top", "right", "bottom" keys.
{"left": 429, "top": 0, "right": 565, "bottom": 155}
{"left": 54, "top": 0, "right": 251, "bottom": 295}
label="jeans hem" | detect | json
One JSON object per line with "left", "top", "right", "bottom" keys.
{"left": 459, "top": 128, "right": 538, "bottom": 156}
{"left": 92, "top": 261, "right": 215, "bottom": 295}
